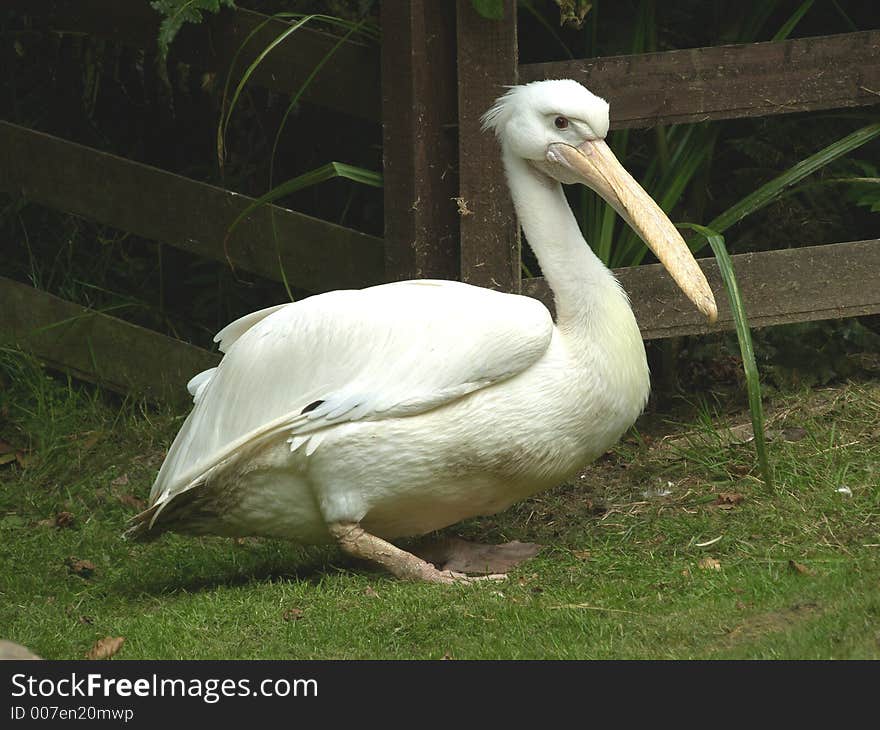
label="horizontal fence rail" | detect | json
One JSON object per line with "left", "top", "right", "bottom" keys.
{"left": 10, "top": 0, "right": 380, "bottom": 121}
{"left": 0, "top": 276, "right": 220, "bottom": 407}
{"left": 523, "top": 240, "right": 880, "bottom": 339}
{"left": 0, "top": 122, "right": 385, "bottom": 293}
{"left": 520, "top": 31, "right": 880, "bottom": 129}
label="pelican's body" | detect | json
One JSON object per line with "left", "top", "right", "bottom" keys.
{"left": 143, "top": 276, "right": 646, "bottom": 543}
{"left": 128, "top": 80, "right": 715, "bottom": 582}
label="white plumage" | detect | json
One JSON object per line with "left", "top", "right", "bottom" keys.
{"left": 128, "top": 80, "right": 715, "bottom": 582}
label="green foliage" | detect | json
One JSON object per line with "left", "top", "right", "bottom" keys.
{"left": 217, "top": 12, "right": 378, "bottom": 171}
{"left": 682, "top": 225, "right": 772, "bottom": 490}
{"left": 228, "top": 161, "right": 382, "bottom": 233}
{"left": 842, "top": 162, "right": 880, "bottom": 213}
{"left": 150, "top": 0, "right": 237, "bottom": 60}
{"left": 471, "top": 0, "right": 505, "bottom": 20}
{"left": 214, "top": 10, "right": 381, "bottom": 298}
{"left": 671, "top": 124, "right": 880, "bottom": 489}
{"left": 223, "top": 162, "right": 382, "bottom": 292}
{"left": 771, "top": 0, "right": 814, "bottom": 41}
{"left": 701, "top": 123, "right": 880, "bottom": 245}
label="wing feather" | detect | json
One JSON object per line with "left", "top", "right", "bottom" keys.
{"left": 149, "top": 280, "right": 553, "bottom": 506}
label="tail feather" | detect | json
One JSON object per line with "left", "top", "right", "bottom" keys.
{"left": 122, "top": 504, "right": 164, "bottom": 542}
{"left": 122, "top": 478, "right": 218, "bottom": 541}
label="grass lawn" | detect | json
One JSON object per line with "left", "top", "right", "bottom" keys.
{"left": 1, "top": 349, "right": 878, "bottom": 659}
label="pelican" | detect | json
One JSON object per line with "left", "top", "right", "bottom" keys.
{"left": 126, "top": 79, "right": 717, "bottom": 583}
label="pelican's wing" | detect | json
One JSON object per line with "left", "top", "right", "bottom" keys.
{"left": 148, "top": 280, "right": 553, "bottom": 507}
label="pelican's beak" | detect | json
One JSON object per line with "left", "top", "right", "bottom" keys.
{"left": 548, "top": 139, "right": 718, "bottom": 323}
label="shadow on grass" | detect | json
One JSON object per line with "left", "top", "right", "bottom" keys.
{"left": 114, "top": 539, "right": 348, "bottom": 597}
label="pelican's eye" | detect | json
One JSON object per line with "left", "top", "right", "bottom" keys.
{"left": 554, "top": 116, "right": 569, "bottom": 130}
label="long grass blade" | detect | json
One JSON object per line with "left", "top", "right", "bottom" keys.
{"left": 217, "top": 12, "right": 378, "bottom": 168}
{"left": 681, "top": 223, "right": 773, "bottom": 490}
{"left": 266, "top": 19, "right": 369, "bottom": 300}
{"left": 222, "top": 162, "right": 383, "bottom": 267}
{"left": 271, "top": 12, "right": 380, "bottom": 41}
{"left": 216, "top": 13, "right": 277, "bottom": 169}
{"left": 221, "top": 15, "right": 317, "bottom": 152}
{"left": 772, "top": 0, "right": 814, "bottom": 41}
{"left": 698, "top": 123, "right": 880, "bottom": 246}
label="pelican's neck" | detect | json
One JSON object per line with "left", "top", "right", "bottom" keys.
{"left": 502, "top": 150, "right": 629, "bottom": 334}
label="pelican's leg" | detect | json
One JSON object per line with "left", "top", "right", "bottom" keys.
{"left": 328, "top": 522, "right": 505, "bottom": 585}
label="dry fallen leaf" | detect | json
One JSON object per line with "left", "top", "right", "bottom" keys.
{"left": 282, "top": 608, "right": 304, "bottom": 621}
{"left": 55, "top": 511, "right": 75, "bottom": 529}
{"left": 111, "top": 473, "right": 129, "bottom": 487}
{"left": 572, "top": 549, "right": 592, "bottom": 561}
{"left": 413, "top": 537, "right": 541, "bottom": 575}
{"left": 585, "top": 497, "right": 608, "bottom": 514}
{"left": 716, "top": 492, "right": 744, "bottom": 506}
{"left": 788, "top": 560, "right": 814, "bottom": 576}
{"left": 363, "top": 586, "right": 379, "bottom": 598}
{"left": 698, "top": 557, "right": 721, "bottom": 571}
{"left": 441, "top": 651, "right": 454, "bottom": 660}
{"left": 86, "top": 636, "right": 124, "bottom": 660}
{"left": 66, "top": 557, "right": 96, "bottom": 578}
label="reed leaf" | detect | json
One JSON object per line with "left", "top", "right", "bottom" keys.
{"left": 219, "top": 14, "right": 317, "bottom": 161}
{"left": 681, "top": 223, "right": 773, "bottom": 490}
{"left": 700, "top": 123, "right": 880, "bottom": 244}
{"left": 223, "top": 162, "right": 382, "bottom": 258}
{"left": 772, "top": 0, "right": 814, "bottom": 41}
{"left": 217, "top": 13, "right": 377, "bottom": 168}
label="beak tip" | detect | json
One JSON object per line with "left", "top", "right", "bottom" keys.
{"left": 704, "top": 299, "right": 718, "bottom": 324}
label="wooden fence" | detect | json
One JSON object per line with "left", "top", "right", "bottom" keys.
{"left": 1, "top": 1, "right": 879, "bottom": 405}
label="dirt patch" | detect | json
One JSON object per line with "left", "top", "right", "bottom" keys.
{"left": 722, "top": 602, "right": 821, "bottom": 647}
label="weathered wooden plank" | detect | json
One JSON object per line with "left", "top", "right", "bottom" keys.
{"left": 0, "top": 276, "right": 220, "bottom": 407}
{"left": 0, "top": 122, "right": 385, "bottom": 293}
{"left": 520, "top": 31, "right": 880, "bottom": 129}
{"left": 9, "top": 0, "right": 380, "bottom": 121}
{"left": 380, "top": 1, "right": 459, "bottom": 281}
{"left": 456, "top": 0, "right": 521, "bottom": 292}
{"left": 522, "top": 240, "right": 880, "bottom": 339}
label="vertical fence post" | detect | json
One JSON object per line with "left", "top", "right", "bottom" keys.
{"left": 380, "top": 1, "right": 460, "bottom": 282}
{"left": 456, "top": 0, "right": 520, "bottom": 292}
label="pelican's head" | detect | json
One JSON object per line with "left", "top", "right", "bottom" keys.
{"left": 483, "top": 79, "right": 717, "bottom": 323}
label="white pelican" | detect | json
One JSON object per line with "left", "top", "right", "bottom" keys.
{"left": 127, "top": 80, "right": 717, "bottom": 583}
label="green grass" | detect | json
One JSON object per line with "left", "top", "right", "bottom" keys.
{"left": 1, "top": 350, "right": 878, "bottom": 659}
